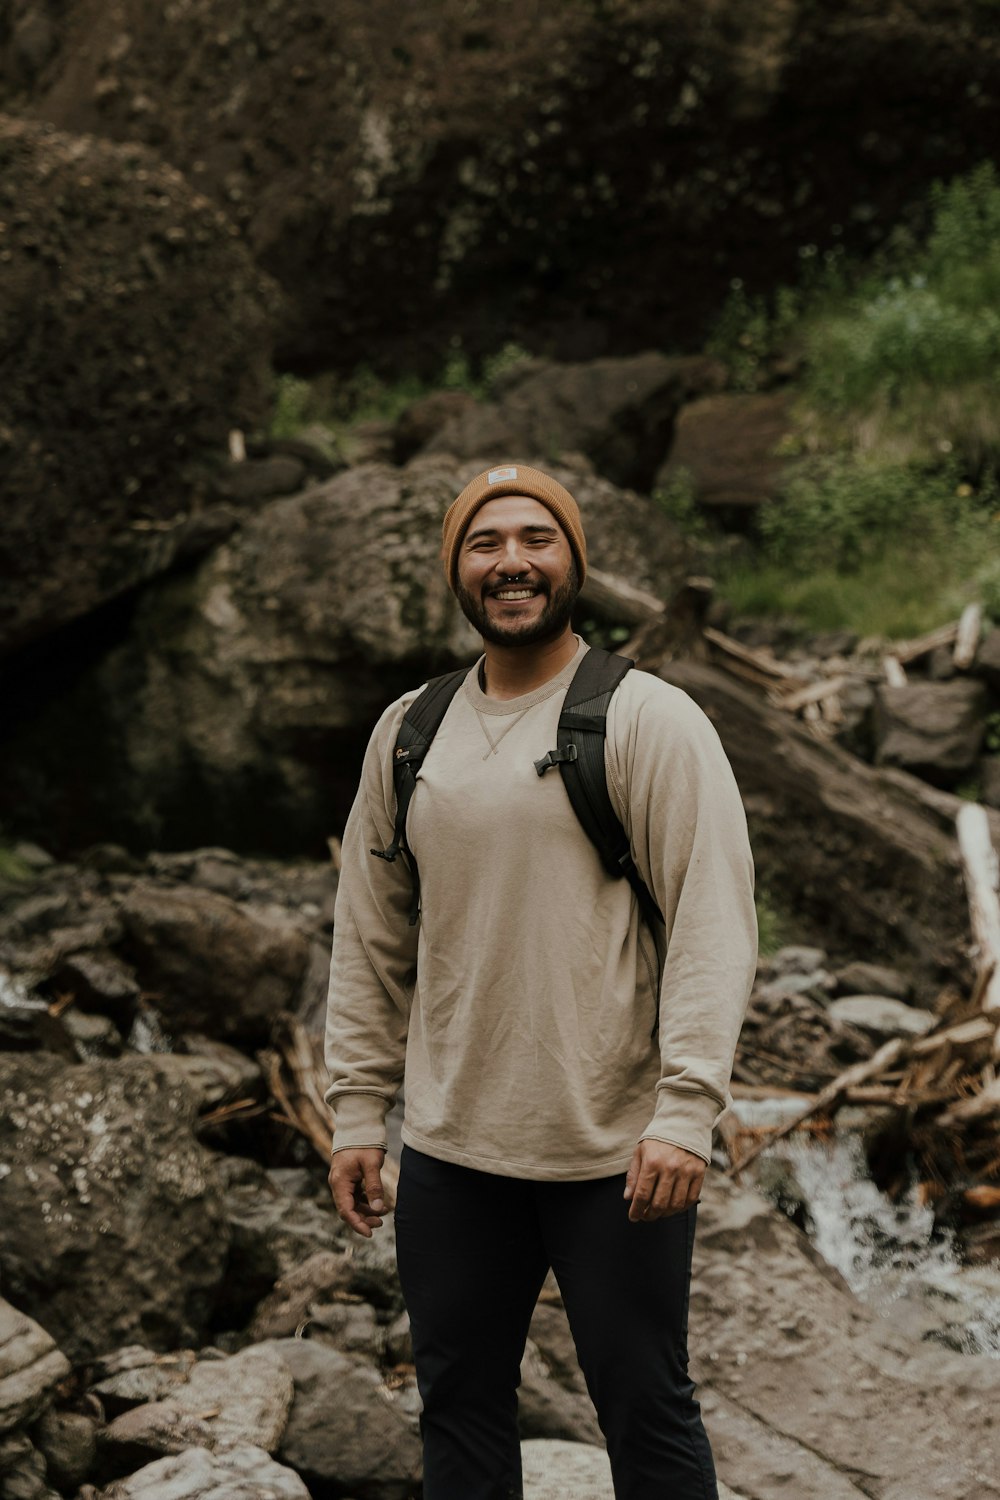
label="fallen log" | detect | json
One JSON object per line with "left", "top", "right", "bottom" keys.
{"left": 726, "top": 1038, "right": 906, "bottom": 1174}
{"left": 578, "top": 565, "right": 666, "bottom": 627}
{"left": 261, "top": 1013, "right": 401, "bottom": 1201}
{"left": 956, "top": 802, "right": 1000, "bottom": 1038}
{"left": 953, "top": 603, "right": 982, "bottom": 671}
{"left": 893, "top": 619, "right": 960, "bottom": 664}
{"left": 656, "top": 658, "right": 999, "bottom": 988}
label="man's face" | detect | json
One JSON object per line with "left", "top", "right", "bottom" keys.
{"left": 455, "top": 495, "right": 580, "bottom": 647}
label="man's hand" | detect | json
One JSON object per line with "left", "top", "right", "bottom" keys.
{"left": 329, "top": 1147, "right": 388, "bottom": 1238}
{"left": 624, "top": 1139, "right": 705, "bottom": 1223}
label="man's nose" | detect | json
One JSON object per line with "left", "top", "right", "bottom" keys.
{"left": 494, "top": 540, "right": 528, "bottom": 575}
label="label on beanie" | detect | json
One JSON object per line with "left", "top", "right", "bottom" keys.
{"left": 487, "top": 466, "right": 518, "bottom": 483}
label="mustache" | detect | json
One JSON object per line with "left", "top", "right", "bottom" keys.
{"left": 486, "top": 580, "right": 546, "bottom": 596}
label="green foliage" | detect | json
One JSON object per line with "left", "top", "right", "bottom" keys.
{"left": 716, "top": 457, "right": 1000, "bottom": 636}
{"left": 267, "top": 342, "right": 534, "bottom": 449}
{"left": 0, "top": 833, "right": 37, "bottom": 892}
{"left": 708, "top": 163, "right": 1000, "bottom": 474}
{"left": 705, "top": 282, "right": 806, "bottom": 393}
{"left": 755, "top": 886, "right": 791, "bottom": 959}
{"left": 650, "top": 467, "right": 712, "bottom": 541}
{"left": 757, "top": 458, "right": 994, "bottom": 572}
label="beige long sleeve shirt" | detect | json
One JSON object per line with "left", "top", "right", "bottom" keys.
{"left": 324, "top": 636, "right": 757, "bottom": 1178}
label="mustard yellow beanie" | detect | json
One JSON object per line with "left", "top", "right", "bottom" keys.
{"left": 441, "top": 463, "right": 587, "bottom": 591}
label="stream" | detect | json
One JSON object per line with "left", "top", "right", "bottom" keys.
{"left": 733, "top": 1096, "right": 1000, "bottom": 1359}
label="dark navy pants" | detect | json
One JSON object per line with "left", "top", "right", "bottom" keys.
{"left": 393, "top": 1144, "right": 718, "bottom": 1500}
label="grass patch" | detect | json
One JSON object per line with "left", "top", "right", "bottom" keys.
{"left": 708, "top": 162, "right": 1000, "bottom": 475}
{"left": 714, "top": 456, "right": 1000, "bottom": 637}
{"left": 267, "top": 342, "right": 534, "bottom": 454}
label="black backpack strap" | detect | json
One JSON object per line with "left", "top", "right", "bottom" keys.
{"left": 534, "top": 647, "right": 664, "bottom": 928}
{"left": 371, "top": 667, "right": 467, "bottom": 924}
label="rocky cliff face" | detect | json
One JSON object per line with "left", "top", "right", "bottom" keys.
{"left": 0, "top": 114, "right": 280, "bottom": 658}
{"left": 2, "top": 1, "right": 998, "bottom": 372}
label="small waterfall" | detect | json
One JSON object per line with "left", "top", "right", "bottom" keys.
{"left": 733, "top": 1101, "right": 1000, "bottom": 1359}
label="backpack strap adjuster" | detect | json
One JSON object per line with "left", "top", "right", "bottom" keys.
{"left": 533, "top": 745, "right": 578, "bottom": 777}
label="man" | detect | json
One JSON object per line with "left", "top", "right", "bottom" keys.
{"left": 326, "top": 463, "right": 757, "bottom": 1500}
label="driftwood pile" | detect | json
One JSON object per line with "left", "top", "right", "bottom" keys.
{"left": 726, "top": 800, "right": 1000, "bottom": 1227}
{"left": 704, "top": 602, "right": 983, "bottom": 738}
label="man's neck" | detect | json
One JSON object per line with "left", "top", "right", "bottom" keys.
{"left": 479, "top": 627, "right": 579, "bottom": 700}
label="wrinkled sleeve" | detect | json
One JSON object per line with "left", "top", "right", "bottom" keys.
{"left": 607, "top": 674, "right": 757, "bottom": 1165}
{"left": 323, "top": 694, "right": 421, "bottom": 1153}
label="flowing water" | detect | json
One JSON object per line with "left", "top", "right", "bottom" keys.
{"left": 733, "top": 1099, "right": 1000, "bottom": 1359}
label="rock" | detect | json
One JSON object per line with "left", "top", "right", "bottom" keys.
{"left": 62, "top": 1008, "right": 123, "bottom": 1060}
{"left": 0, "top": 1430, "right": 60, "bottom": 1500}
{"left": 246, "top": 1251, "right": 353, "bottom": 1342}
{"left": 91, "top": 1353, "right": 199, "bottom": 1418}
{"left": 0, "top": 975, "right": 73, "bottom": 1054}
{"left": 152, "top": 1038, "right": 263, "bottom": 1113}
{"left": 520, "top": 1439, "right": 612, "bottom": 1499}
{"left": 975, "top": 628, "right": 1000, "bottom": 691}
{"left": 306, "top": 1301, "right": 385, "bottom": 1360}
{"left": 0, "top": 1054, "right": 229, "bottom": 1364}
{"left": 0, "top": 1300, "right": 71, "bottom": 1434}
{"left": 394, "top": 389, "right": 479, "bottom": 462}
{"left": 827, "top": 995, "right": 937, "bottom": 1041}
{"left": 763, "top": 946, "right": 828, "bottom": 978}
{"left": 659, "top": 659, "right": 996, "bottom": 991}
{"left": 216, "top": 1162, "right": 348, "bottom": 1331}
{"left": 740, "top": 985, "right": 873, "bottom": 1091}
{"left": 873, "top": 680, "right": 989, "bottom": 786}
{"left": 833, "top": 962, "right": 912, "bottom": 1001}
{"left": 42, "top": 951, "right": 140, "bottom": 1022}
{"left": 246, "top": 437, "right": 342, "bottom": 483}
{"left": 982, "top": 756, "right": 1000, "bottom": 810}
{"left": 689, "top": 1172, "right": 1000, "bottom": 1500}
{"left": 11, "top": 3, "right": 998, "bottom": 381}
{"left": 90, "top": 1443, "right": 310, "bottom": 1498}
{"left": 99, "top": 1346, "right": 294, "bottom": 1471}
{"left": 420, "top": 352, "right": 726, "bottom": 491}
{"left": 0, "top": 115, "right": 279, "bottom": 660}
{"left": 0, "top": 454, "right": 687, "bottom": 852}
{"left": 261, "top": 1338, "right": 422, "bottom": 1499}
{"left": 519, "top": 1439, "right": 744, "bottom": 1500}
{"left": 114, "top": 883, "right": 310, "bottom": 1044}
{"left": 654, "top": 392, "right": 794, "bottom": 514}
{"left": 518, "top": 1341, "right": 602, "bottom": 1445}
{"left": 28, "top": 1406, "right": 97, "bottom": 1492}
{"left": 211, "top": 456, "right": 307, "bottom": 505}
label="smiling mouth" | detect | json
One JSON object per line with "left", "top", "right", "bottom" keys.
{"left": 491, "top": 587, "right": 539, "bottom": 601}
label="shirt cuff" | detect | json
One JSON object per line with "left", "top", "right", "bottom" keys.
{"left": 328, "top": 1090, "right": 390, "bottom": 1153}
{"left": 639, "top": 1086, "right": 726, "bottom": 1167}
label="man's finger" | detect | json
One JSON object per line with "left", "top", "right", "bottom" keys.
{"left": 627, "top": 1166, "right": 659, "bottom": 1223}
{"left": 362, "top": 1166, "right": 386, "bottom": 1215}
{"left": 622, "top": 1146, "right": 641, "bottom": 1201}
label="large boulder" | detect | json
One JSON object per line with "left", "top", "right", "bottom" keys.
{"left": 0, "top": 1301, "right": 70, "bottom": 1434}
{"left": 115, "top": 883, "right": 310, "bottom": 1044}
{"left": 413, "top": 352, "right": 726, "bottom": 491}
{"left": 3, "top": 4, "right": 998, "bottom": 371}
{"left": 261, "top": 1338, "right": 423, "bottom": 1500}
{"left": 690, "top": 1172, "right": 1000, "bottom": 1500}
{"left": 0, "top": 1054, "right": 230, "bottom": 1363}
{"left": 0, "top": 456, "right": 688, "bottom": 853}
{"left": 654, "top": 392, "right": 795, "bottom": 514}
{"left": 91, "top": 1444, "right": 310, "bottom": 1499}
{"left": 0, "top": 115, "right": 279, "bottom": 660}
{"left": 97, "top": 1346, "right": 294, "bottom": 1474}
{"left": 873, "top": 680, "right": 989, "bottom": 786}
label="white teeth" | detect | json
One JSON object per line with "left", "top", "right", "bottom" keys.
{"left": 494, "top": 589, "right": 535, "bottom": 600}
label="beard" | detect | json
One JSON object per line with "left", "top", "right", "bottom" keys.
{"left": 456, "top": 557, "right": 581, "bottom": 647}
